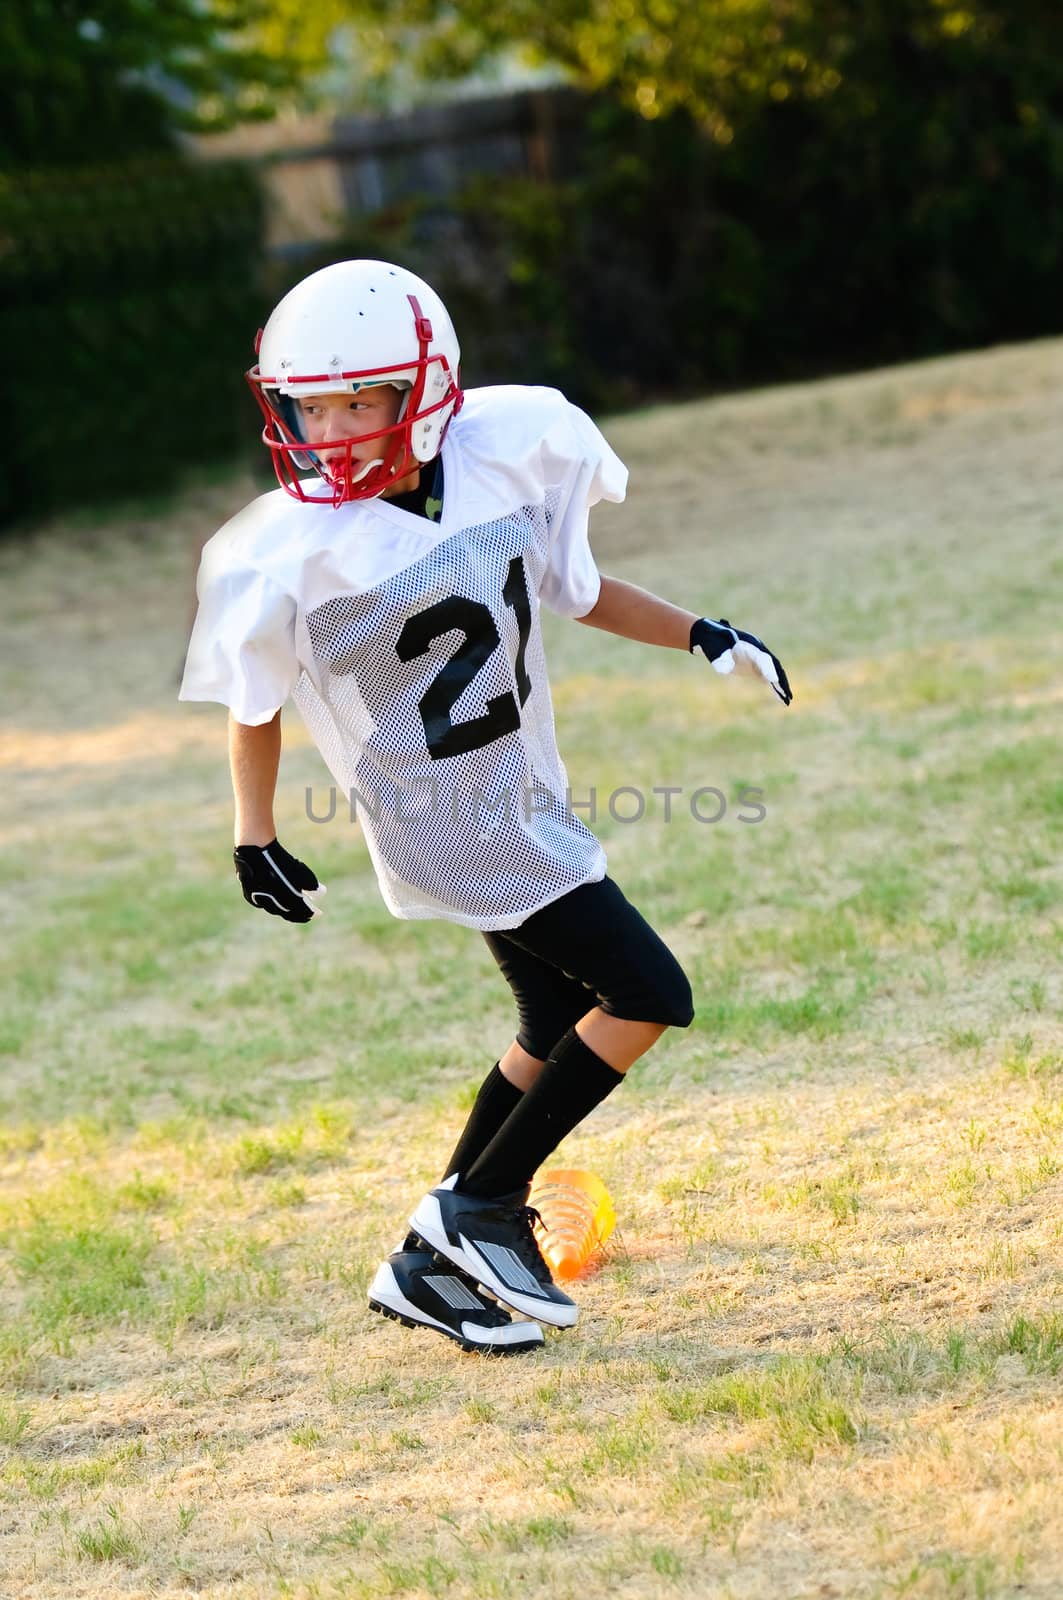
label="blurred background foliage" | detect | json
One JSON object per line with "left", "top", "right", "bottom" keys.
{"left": 4, "top": 0, "right": 1063, "bottom": 524}
{"left": 2, "top": 0, "right": 298, "bottom": 167}
{"left": 0, "top": 161, "right": 263, "bottom": 523}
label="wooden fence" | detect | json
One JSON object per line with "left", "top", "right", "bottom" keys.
{"left": 240, "top": 87, "right": 586, "bottom": 256}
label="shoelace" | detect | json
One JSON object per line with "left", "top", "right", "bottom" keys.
{"left": 509, "top": 1204, "right": 552, "bottom": 1281}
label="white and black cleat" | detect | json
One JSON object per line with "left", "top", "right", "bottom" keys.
{"left": 408, "top": 1175, "right": 579, "bottom": 1329}
{"left": 368, "top": 1246, "right": 544, "bottom": 1355}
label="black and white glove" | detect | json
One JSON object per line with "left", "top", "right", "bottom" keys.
{"left": 233, "top": 839, "right": 327, "bottom": 923}
{"left": 690, "top": 617, "right": 793, "bottom": 706}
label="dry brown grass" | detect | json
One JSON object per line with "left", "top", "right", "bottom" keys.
{"left": 1, "top": 338, "right": 1061, "bottom": 1599}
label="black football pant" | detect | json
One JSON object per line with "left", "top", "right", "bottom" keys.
{"left": 482, "top": 875, "right": 694, "bottom": 1061}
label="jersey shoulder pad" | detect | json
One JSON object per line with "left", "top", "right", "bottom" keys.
{"left": 452, "top": 385, "right": 603, "bottom": 500}
{"left": 198, "top": 487, "right": 325, "bottom": 590}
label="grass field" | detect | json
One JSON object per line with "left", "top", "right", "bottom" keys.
{"left": 1, "top": 338, "right": 1062, "bottom": 1600}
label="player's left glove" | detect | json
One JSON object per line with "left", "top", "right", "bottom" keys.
{"left": 233, "top": 839, "right": 327, "bottom": 923}
{"left": 690, "top": 617, "right": 793, "bottom": 706}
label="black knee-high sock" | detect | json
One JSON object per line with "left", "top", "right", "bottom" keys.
{"left": 460, "top": 1027, "right": 624, "bottom": 1200}
{"left": 441, "top": 1062, "right": 525, "bottom": 1183}
{"left": 401, "top": 1062, "right": 524, "bottom": 1250}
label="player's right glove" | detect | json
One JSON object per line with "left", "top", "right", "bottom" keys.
{"left": 690, "top": 617, "right": 793, "bottom": 706}
{"left": 233, "top": 839, "right": 327, "bottom": 923}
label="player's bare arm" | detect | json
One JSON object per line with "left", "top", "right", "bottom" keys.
{"left": 575, "top": 575, "right": 697, "bottom": 648}
{"left": 229, "top": 710, "right": 282, "bottom": 846}
{"left": 228, "top": 711, "right": 326, "bottom": 922}
{"left": 578, "top": 575, "right": 793, "bottom": 704}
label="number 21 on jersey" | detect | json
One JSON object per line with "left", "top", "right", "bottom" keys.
{"left": 395, "top": 555, "right": 533, "bottom": 760}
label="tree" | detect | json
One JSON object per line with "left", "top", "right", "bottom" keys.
{"left": 2, "top": 0, "right": 299, "bottom": 168}
{"left": 249, "top": 0, "right": 1063, "bottom": 142}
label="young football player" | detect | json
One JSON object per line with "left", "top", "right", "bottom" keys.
{"left": 180, "top": 260, "right": 791, "bottom": 1355}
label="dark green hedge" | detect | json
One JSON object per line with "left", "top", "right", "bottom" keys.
{"left": 0, "top": 160, "right": 265, "bottom": 527}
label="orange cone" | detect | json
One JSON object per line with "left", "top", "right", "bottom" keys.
{"left": 529, "top": 1168, "right": 617, "bottom": 1281}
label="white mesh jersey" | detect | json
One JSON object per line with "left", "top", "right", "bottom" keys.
{"left": 180, "top": 385, "right": 628, "bottom": 930}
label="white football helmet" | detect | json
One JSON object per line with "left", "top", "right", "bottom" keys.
{"left": 247, "top": 260, "right": 463, "bottom": 505}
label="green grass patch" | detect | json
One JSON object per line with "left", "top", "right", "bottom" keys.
{"left": 990, "top": 1314, "right": 1063, "bottom": 1374}
{"left": 1002, "top": 1036, "right": 1063, "bottom": 1081}
{"left": 659, "top": 1356, "right": 861, "bottom": 1458}
{"left": 5, "top": 1440, "right": 147, "bottom": 1498}
{"left": 73, "top": 1503, "right": 144, "bottom": 1564}
{"left": 218, "top": 1104, "right": 355, "bottom": 1177}
{"left": 14, "top": 1220, "right": 152, "bottom": 1332}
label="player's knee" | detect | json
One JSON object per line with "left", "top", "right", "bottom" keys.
{"left": 614, "top": 963, "right": 694, "bottom": 1032}
{"left": 656, "top": 965, "right": 694, "bottom": 1029}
